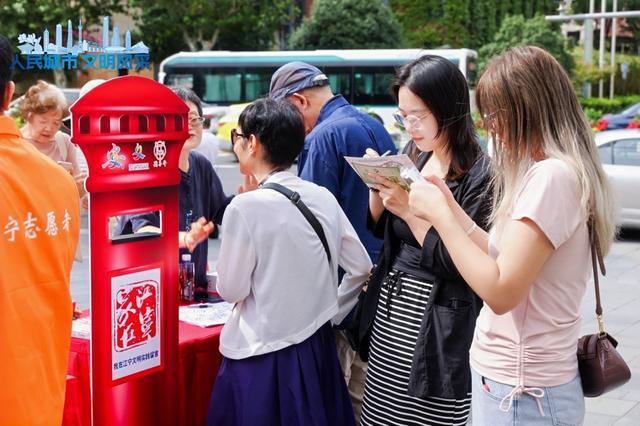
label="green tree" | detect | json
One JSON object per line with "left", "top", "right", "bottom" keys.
{"left": 478, "top": 14, "right": 574, "bottom": 73}
{"left": 130, "top": 0, "right": 293, "bottom": 63}
{"left": 289, "top": 0, "right": 402, "bottom": 50}
{"left": 391, "top": 0, "right": 559, "bottom": 50}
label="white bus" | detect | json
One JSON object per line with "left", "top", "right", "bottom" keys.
{"left": 158, "top": 49, "right": 477, "bottom": 139}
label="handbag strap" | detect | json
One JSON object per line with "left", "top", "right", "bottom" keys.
{"left": 588, "top": 217, "right": 607, "bottom": 333}
{"left": 261, "top": 182, "right": 332, "bottom": 265}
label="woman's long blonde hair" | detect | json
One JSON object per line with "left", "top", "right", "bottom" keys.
{"left": 477, "top": 46, "right": 616, "bottom": 255}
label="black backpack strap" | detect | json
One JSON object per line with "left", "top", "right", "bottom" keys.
{"left": 261, "top": 182, "right": 332, "bottom": 265}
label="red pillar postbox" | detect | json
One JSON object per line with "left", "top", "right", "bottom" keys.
{"left": 71, "top": 76, "right": 188, "bottom": 425}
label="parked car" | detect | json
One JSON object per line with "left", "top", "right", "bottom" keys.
{"left": 596, "top": 102, "right": 640, "bottom": 131}
{"left": 596, "top": 129, "right": 640, "bottom": 229}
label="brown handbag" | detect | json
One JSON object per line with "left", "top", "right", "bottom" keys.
{"left": 577, "top": 220, "right": 631, "bottom": 397}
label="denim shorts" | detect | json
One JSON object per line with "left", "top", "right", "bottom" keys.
{"left": 471, "top": 367, "right": 585, "bottom": 425}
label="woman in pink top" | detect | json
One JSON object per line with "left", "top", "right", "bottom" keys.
{"left": 407, "top": 46, "right": 617, "bottom": 425}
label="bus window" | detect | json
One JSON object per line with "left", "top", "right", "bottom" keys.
{"left": 353, "top": 67, "right": 395, "bottom": 105}
{"left": 245, "top": 69, "right": 277, "bottom": 100}
{"left": 202, "top": 71, "right": 242, "bottom": 103}
{"left": 165, "top": 73, "right": 194, "bottom": 89}
{"left": 324, "top": 68, "right": 351, "bottom": 99}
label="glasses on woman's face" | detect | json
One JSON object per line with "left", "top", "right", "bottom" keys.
{"left": 392, "top": 110, "right": 431, "bottom": 132}
{"left": 230, "top": 128, "right": 247, "bottom": 146}
{"left": 188, "top": 116, "right": 205, "bottom": 127}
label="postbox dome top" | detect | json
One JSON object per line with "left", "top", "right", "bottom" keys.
{"left": 70, "top": 75, "right": 189, "bottom": 114}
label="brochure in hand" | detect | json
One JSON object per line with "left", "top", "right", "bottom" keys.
{"left": 344, "top": 154, "right": 425, "bottom": 191}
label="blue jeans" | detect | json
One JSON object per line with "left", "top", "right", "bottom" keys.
{"left": 471, "top": 368, "right": 585, "bottom": 425}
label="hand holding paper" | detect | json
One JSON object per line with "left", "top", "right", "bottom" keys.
{"left": 344, "top": 153, "right": 424, "bottom": 191}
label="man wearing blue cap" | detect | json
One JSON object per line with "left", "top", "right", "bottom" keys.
{"left": 270, "top": 61, "right": 396, "bottom": 424}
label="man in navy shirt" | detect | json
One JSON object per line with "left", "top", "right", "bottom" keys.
{"left": 269, "top": 62, "right": 396, "bottom": 423}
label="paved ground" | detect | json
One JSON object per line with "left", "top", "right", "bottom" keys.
{"left": 70, "top": 151, "right": 640, "bottom": 425}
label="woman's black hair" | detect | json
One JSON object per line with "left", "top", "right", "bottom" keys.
{"left": 392, "top": 55, "right": 480, "bottom": 180}
{"left": 238, "top": 98, "right": 305, "bottom": 169}
{"left": 172, "top": 86, "right": 202, "bottom": 117}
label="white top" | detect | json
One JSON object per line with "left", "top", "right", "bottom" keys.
{"left": 216, "top": 171, "right": 372, "bottom": 359}
{"left": 470, "top": 159, "right": 589, "bottom": 387}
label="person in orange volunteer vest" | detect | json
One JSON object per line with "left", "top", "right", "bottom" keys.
{"left": 0, "top": 34, "right": 80, "bottom": 425}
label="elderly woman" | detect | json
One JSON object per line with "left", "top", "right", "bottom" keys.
{"left": 20, "top": 80, "right": 86, "bottom": 199}
{"left": 206, "top": 98, "right": 372, "bottom": 426}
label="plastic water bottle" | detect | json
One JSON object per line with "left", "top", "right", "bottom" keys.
{"left": 179, "top": 254, "right": 194, "bottom": 302}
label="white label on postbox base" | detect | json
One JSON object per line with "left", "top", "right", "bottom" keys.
{"left": 111, "top": 268, "right": 161, "bottom": 381}
{"left": 153, "top": 140, "right": 167, "bottom": 168}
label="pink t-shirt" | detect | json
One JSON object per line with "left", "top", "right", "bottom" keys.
{"left": 470, "top": 159, "right": 590, "bottom": 387}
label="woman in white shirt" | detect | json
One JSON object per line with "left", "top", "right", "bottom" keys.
{"left": 206, "top": 98, "right": 372, "bottom": 426}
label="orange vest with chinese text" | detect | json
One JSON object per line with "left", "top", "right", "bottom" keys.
{"left": 0, "top": 115, "right": 80, "bottom": 425}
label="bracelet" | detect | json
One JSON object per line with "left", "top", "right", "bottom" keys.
{"left": 465, "top": 221, "right": 477, "bottom": 235}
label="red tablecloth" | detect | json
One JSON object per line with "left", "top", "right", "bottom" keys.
{"left": 63, "top": 319, "right": 223, "bottom": 426}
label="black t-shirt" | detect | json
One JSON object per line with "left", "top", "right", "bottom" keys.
{"left": 115, "top": 151, "right": 233, "bottom": 288}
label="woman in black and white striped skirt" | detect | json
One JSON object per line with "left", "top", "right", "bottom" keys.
{"left": 358, "top": 55, "right": 492, "bottom": 425}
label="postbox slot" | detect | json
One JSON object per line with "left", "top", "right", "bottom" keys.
{"left": 139, "top": 115, "right": 148, "bottom": 132}
{"left": 120, "top": 116, "right": 130, "bottom": 133}
{"left": 108, "top": 211, "right": 162, "bottom": 243}
{"left": 79, "top": 116, "right": 90, "bottom": 134}
{"left": 175, "top": 115, "right": 183, "bottom": 132}
{"left": 100, "top": 116, "right": 111, "bottom": 133}
{"left": 155, "top": 115, "right": 165, "bottom": 132}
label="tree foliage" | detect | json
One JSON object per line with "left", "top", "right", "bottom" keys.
{"left": 130, "top": 0, "right": 293, "bottom": 63}
{"left": 391, "top": 0, "right": 558, "bottom": 49}
{"left": 478, "top": 15, "right": 574, "bottom": 73}
{"left": 288, "top": 0, "right": 402, "bottom": 50}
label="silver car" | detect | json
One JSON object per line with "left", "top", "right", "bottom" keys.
{"left": 596, "top": 129, "right": 640, "bottom": 229}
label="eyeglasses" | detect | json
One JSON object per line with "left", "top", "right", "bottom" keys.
{"left": 230, "top": 128, "right": 247, "bottom": 146}
{"left": 392, "top": 110, "right": 431, "bottom": 132}
{"left": 188, "top": 116, "right": 205, "bottom": 126}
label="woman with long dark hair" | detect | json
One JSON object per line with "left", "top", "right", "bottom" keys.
{"left": 357, "top": 55, "right": 491, "bottom": 425}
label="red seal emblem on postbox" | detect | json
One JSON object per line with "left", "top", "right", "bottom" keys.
{"left": 114, "top": 279, "right": 158, "bottom": 351}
